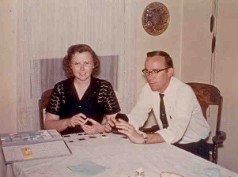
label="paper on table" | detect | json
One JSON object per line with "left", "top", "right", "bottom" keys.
{"left": 68, "top": 160, "right": 108, "bottom": 176}
{"left": 1, "top": 129, "right": 62, "bottom": 147}
{"left": 2, "top": 140, "right": 71, "bottom": 164}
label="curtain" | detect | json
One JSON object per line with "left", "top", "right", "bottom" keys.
{"left": 17, "top": 0, "right": 137, "bottom": 131}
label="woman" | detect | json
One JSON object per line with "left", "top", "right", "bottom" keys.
{"left": 45, "top": 44, "right": 120, "bottom": 135}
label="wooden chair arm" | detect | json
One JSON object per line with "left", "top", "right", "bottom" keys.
{"left": 212, "top": 131, "right": 226, "bottom": 147}
{"left": 139, "top": 125, "right": 160, "bottom": 133}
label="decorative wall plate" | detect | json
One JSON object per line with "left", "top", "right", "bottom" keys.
{"left": 142, "top": 2, "right": 170, "bottom": 36}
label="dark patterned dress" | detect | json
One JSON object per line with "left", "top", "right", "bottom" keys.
{"left": 46, "top": 77, "right": 120, "bottom": 135}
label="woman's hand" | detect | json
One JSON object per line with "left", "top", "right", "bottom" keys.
{"left": 104, "top": 117, "right": 117, "bottom": 133}
{"left": 81, "top": 118, "right": 105, "bottom": 134}
{"left": 67, "top": 113, "right": 87, "bottom": 127}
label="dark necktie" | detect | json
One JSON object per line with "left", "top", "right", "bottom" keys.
{"left": 159, "top": 93, "right": 168, "bottom": 128}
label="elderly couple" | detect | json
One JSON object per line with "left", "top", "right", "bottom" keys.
{"left": 45, "top": 44, "right": 210, "bottom": 160}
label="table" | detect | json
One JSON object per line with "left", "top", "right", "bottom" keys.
{"left": 1, "top": 133, "right": 237, "bottom": 177}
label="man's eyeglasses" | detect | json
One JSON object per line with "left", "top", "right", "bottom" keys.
{"left": 142, "top": 67, "right": 170, "bottom": 77}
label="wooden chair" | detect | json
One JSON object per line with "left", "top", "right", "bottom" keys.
{"left": 139, "top": 111, "right": 160, "bottom": 133}
{"left": 187, "top": 82, "right": 226, "bottom": 163}
{"left": 38, "top": 89, "right": 53, "bottom": 129}
{"left": 139, "top": 122, "right": 160, "bottom": 133}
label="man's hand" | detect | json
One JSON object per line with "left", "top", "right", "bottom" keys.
{"left": 116, "top": 120, "right": 145, "bottom": 144}
{"left": 104, "top": 113, "right": 129, "bottom": 133}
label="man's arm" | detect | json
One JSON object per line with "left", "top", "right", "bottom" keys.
{"left": 146, "top": 133, "right": 165, "bottom": 144}
{"left": 127, "top": 84, "right": 155, "bottom": 129}
{"left": 116, "top": 120, "right": 165, "bottom": 144}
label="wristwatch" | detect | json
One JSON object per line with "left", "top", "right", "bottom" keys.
{"left": 141, "top": 132, "right": 148, "bottom": 144}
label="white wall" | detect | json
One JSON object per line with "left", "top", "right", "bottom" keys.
{"left": 213, "top": 0, "right": 238, "bottom": 171}
{"left": 181, "top": 0, "right": 238, "bottom": 172}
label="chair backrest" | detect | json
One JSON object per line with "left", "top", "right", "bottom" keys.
{"left": 38, "top": 89, "right": 53, "bottom": 129}
{"left": 186, "top": 82, "right": 223, "bottom": 133}
{"left": 187, "top": 82, "right": 225, "bottom": 163}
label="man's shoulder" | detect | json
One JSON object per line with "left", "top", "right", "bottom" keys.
{"left": 140, "top": 83, "right": 158, "bottom": 96}
{"left": 170, "top": 77, "right": 193, "bottom": 93}
{"left": 171, "top": 77, "right": 191, "bottom": 88}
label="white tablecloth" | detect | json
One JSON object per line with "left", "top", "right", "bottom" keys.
{"left": 1, "top": 133, "right": 237, "bottom": 177}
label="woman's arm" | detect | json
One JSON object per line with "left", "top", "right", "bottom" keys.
{"left": 45, "top": 113, "right": 70, "bottom": 132}
{"left": 45, "top": 112, "right": 88, "bottom": 133}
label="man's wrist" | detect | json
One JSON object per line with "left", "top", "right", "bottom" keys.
{"left": 141, "top": 132, "right": 148, "bottom": 144}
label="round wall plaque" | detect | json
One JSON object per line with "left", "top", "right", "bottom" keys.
{"left": 142, "top": 2, "right": 170, "bottom": 36}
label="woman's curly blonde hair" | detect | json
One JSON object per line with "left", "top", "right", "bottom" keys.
{"left": 63, "top": 44, "right": 100, "bottom": 78}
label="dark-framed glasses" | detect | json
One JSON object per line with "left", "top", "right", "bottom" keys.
{"left": 142, "top": 67, "right": 170, "bottom": 77}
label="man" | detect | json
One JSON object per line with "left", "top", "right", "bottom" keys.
{"left": 107, "top": 51, "right": 210, "bottom": 160}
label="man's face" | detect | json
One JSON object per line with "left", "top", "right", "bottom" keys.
{"left": 144, "top": 56, "right": 173, "bottom": 93}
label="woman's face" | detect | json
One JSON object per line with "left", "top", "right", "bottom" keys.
{"left": 70, "top": 51, "right": 94, "bottom": 82}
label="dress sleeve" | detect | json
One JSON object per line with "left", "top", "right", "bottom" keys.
{"left": 99, "top": 81, "right": 121, "bottom": 115}
{"left": 45, "top": 83, "right": 64, "bottom": 115}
